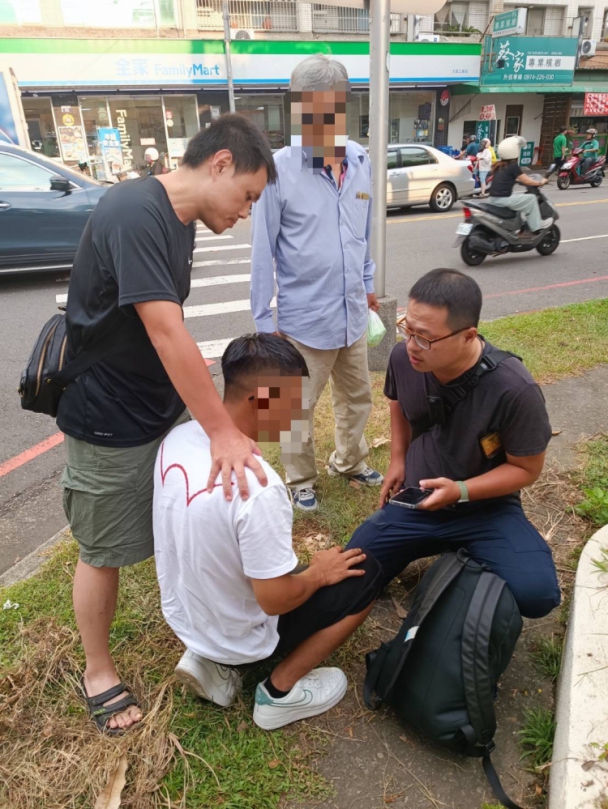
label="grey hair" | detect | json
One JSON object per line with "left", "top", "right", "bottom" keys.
{"left": 290, "top": 53, "right": 350, "bottom": 91}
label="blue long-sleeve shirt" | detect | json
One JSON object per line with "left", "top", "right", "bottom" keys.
{"left": 250, "top": 140, "right": 376, "bottom": 350}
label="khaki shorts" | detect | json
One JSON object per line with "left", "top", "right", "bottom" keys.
{"left": 61, "top": 411, "right": 190, "bottom": 568}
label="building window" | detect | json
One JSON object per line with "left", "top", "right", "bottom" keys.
{"left": 578, "top": 6, "right": 593, "bottom": 37}
{"left": 23, "top": 97, "right": 60, "bottom": 159}
{"left": 434, "top": 2, "right": 483, "bottom": 33}
{"left": 236, "top": 95, "right": 285, "bottom": 150}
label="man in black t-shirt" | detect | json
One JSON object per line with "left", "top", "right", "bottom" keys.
{"left": 346, "top": 269, "right": 560, "bottom": 620}
{"left": 59, "top": 115, "right": 277, "bottom": 734}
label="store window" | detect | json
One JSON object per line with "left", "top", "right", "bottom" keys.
{"left": 390, "top": 93, "right": 435, "bottom": 144}
{"left": 79, "top": 98, "right": 112, "bottom": 177}
{"left": 163, "top": 96, "right": 200, "bottom": 167}
{"left": 236, "top": 95, "right": 284, "bottom": 150}
{"left": 108, "top": 97, "right": 168, "bottom": 171}
{"left": 23, "top": 98, "right": 60, "bottom": 159}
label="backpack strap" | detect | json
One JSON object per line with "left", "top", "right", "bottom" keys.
{"left": 364, "top": 553, "right": 466, "bottom": 710}
{"left": 460, "top": 573, "right": 524, "bottom": 809}
{"left": 410, "top": 346, "right": 521, "bottom": 442}
{"left": 52, "top": 318, "right": 129, "bottom": 388}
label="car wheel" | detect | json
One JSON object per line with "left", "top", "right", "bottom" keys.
{"left": 461, "top": 238, "right": 486, "bottom": 266}
{"left": 557, "top": 175, "right": 570, "bottom": 190}
{"left": 536, "top": 225, "right": 560, "bottom": 256}
{"left": 430, "top": 183, "right": 455, "bottom": 213}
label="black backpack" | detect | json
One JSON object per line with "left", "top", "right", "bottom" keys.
{"left": 364, "top": 551, "right": 524, "bottom": 809}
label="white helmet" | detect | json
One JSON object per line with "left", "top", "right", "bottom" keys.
{"left": 497, "top": 136, "right": 526, "bottom": 161}
{"left": 144, "top": 147, "right": 159, "bottom": 162}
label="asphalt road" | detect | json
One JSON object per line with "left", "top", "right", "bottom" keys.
{"left": 1, "top": 181, "right": 607, "bottom": 574}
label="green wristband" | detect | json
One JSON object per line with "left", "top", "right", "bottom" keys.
{"left": 455, "top": 481, "right": 469, "bottom": 503}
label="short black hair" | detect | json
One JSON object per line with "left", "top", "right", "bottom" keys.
{"left": 222, "top": 334, "right": 309, "bottom": 399}
{"left": 559, "top": 125, "right": 568, "bottom": 133}
{"left": 182, "top": 113, "right": 277, "bottom": 183}
{"left": 409, "top": 269, "right": 482, "bottom": 329}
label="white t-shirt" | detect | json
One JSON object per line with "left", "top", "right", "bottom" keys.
{"left": 153, "top": 421, "right": 298, "bottom": 665}
{"left": 478, "top": 148, "right": 493, "bottom": 172}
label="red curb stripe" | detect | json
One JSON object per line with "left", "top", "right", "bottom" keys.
{"left": 485, "top": 275, "right": 608, "bottom": 299}
{"left": 0, "top": 432, "right": 64, "bottom": 479}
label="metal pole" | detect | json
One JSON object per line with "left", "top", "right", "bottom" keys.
{"left": 222, "top": 0, "right": 236, "bottom": 113}
{"left": 369, "top": 0, "right": 390, "bottom": 297}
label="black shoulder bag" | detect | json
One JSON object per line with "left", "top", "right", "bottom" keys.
{"left": 18, "top": 312, "right": 127, "bottom": 418}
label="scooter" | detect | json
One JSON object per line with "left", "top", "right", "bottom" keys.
{"left": 454, "top": 182, "right": 560, "bottom": 267}
{"left": 557, "top": 147, "right": 605, "bottom": 190}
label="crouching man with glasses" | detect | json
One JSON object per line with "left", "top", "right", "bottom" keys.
{"left": 345, "top": 269, "right": 560, "bottom": 619}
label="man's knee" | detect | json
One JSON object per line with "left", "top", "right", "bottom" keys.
{"left": 508, "top": 567, "right": 561, "bottom": 619}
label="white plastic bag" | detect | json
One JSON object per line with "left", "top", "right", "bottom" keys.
{"left": 367, "top": 309, "right": 386, "bottom": 347}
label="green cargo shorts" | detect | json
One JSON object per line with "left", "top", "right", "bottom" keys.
{"left": 61, "top": 411, "right": 190, "bottom": 568}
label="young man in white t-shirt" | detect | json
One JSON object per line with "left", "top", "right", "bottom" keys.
{"left": 153, "top": 334, "right": 382, "bottom": 730}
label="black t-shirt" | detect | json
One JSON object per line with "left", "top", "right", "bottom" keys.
{"left": 57, "top": 177, "right": 195, "bottom": 447}
{"left": 384, "top": 340, "right": 552, "bottom": 509}
{"left": 489, "top": 162, "right": 522, "bottom": 198}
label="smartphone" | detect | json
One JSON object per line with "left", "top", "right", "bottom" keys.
{"left": 389, "top": 486, "right": 433, "bottom": 509}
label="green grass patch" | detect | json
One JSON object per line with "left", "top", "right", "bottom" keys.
{"left": 574, "top": 435, "right": 608, "bottom": 527}
{"left": 480, "top": 298, "right": 608, "bottom": 384}
{"left": 530, "top": 635, "right": 562, "bottom": 683}
{"left": 518, "top": 707, "right": 557, "bottom": 771}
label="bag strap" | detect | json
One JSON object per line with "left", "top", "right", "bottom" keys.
{"left": 410, "top": 346, "right": 521, "bottom": 441}
{"left": 460, "top": 573, "right": 524, "bottom": 809}
{"left": 53, "top": 318, "right": 129, "bottom": 387}
{"left": 461, "top": 571, "right": 505, "bottom": 745}
{"left": 364, "top": 553, "right": 466, "bottom": 709}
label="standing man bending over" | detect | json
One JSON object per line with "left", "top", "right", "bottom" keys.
{"left": 251, "top": 53, "right": 383, "bottom": 513}
{"left": 346, "top": 269, "right": 560, "bottom": 620}
{"left": 59, "top": 115, "right": 276, "bottom": 734}
{"left": 154, "top": 335, "right": 382, "bottom": 729}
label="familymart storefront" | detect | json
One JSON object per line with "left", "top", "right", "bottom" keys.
{"left": 3, "top": 38, "right": 480, "bottom": 179}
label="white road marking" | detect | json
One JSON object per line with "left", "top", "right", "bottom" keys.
{"left": 561, "top": 234, "right": 608, "bottom": 243}
{"left": 192, "top": 258, "right": 250, "bottom": 268}
{"left": 191, "top": 274, "right": 250, "bottom": 288}
{"left": 195, "top": 234, "right": 233, "bottom": 242}
{"left": 184, "top": 297, "right": 275, "bottom": 319}
{"left": 197, "top": 338, "right": 234, "bottom": 358}
{"left": 194, "top": 243, "right": 251, "bottom": 254}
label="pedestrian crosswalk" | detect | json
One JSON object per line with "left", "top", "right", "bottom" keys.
{"left": 53, "top": 220, "right": 269, "bottom": 367}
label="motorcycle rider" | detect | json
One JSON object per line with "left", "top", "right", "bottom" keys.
{"left": 142, "top": 147, "right": 165, "bottom": 177}
{"left": 580, "top": 128, "right": 600, "bottom": 176}
{"left": 487, "top": 136, "right": 553, "bottom": 233}
{"left": 459, "top": 134, "right": 479, "bottom": 160}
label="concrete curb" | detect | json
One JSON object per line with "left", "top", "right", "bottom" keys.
{"left": 0, "top": 526, "right": 70, "bottom": 590}
{"left": 549, "top": 524, "right": 608, "bottom": 809}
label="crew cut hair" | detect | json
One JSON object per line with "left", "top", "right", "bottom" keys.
{"left": 290, "top": 53, "right": 350, "bottom": 91}
{"left": 182, "top": 113, "right": 277, "bottom": 183}
{"left": 409, "top": 269, "right": 483, "bottom": 329}
{"left": 222, "top": 334, "right": 309, "bottom": 399}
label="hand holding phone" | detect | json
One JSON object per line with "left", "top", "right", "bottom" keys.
{"left": 389, "top": 486, "right": 433, "bottom": 509}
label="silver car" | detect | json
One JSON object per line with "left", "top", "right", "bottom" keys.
{"left": 386, "top": 144, "right": 475, "bottom": 212}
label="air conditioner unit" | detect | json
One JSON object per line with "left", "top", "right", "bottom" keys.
{"left": 231, "top": 29, "right": 255, "bottom": 40}
{"left": 581, "top": 39, "right": 597, "bottom": 56}
{"left": 415, "top": 33, "right": 440, "bottom": 42}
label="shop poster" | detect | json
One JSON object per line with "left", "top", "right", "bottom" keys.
{"left": 98, "top": 127, "right": 123, "bottom": 173}
{"left": 58, "top": 125, "right": 87, "bottom": 162}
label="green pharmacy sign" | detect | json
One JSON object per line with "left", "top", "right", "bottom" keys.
{"left": 481, "top": 36, "right": 578, "bottom": 87}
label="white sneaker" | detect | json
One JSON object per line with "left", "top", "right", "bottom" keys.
{"left": 536, "top": 217, "right": 554, "bottom": 232}
{"left": 253, "top": 667, "right": 348, "bottom": 730}
{"left": 175, "top": 650, "right": 242, "bottom": 708}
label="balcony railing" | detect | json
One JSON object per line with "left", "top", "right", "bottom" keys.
{"left": 196, "top": 0, "right": 402, "bottom": 33}
{"left": 197, "top": 0, "right": 298, "bottom": 30}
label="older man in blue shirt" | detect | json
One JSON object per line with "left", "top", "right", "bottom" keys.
{"left": 251, "top": 53, "right": 383, "bottom": 511}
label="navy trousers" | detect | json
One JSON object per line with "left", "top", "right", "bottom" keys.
{"left": 346, "top": 502, "right": 560, "bottom": 619}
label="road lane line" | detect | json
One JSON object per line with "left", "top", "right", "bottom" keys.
{"left": 485, "top": 275, "right": 608, "bottom": 300}
{"left": 191, "top": 274, "right": 250, "bottom": 288}
{"left": 195, "top": 235, "right": 233, "bottom": 242}
{"left": 184, "top": 297, "right": 275, "bottom": 318}
{"left": 192, "top": 258, "right": 250, "bottom": 268}
{"left": 198, "top": 338, "right": 234, "bottom": 358}
{"left": 562, "top": 234, "right": 608, "bottom": 243}
{"left": 194, "top": 243, "right": 250, "bottom": 254}
{"left": 0, "top": 432, "right": 64, "bottom": 478}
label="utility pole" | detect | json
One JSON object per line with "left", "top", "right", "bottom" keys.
{"left": 222, "top": 0, "right": 236, "bottom": 113}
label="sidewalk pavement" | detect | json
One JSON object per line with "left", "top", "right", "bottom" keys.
{"left": 287, "top": 364, "right": 608, "bottom": 809}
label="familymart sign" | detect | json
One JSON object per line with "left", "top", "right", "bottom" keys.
{"left": 0, "top": 38, "right": 481, "bottom": 87}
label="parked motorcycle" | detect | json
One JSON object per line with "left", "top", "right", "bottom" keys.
{"left": 454, "top": 182, "right": 560, "bottom": 267}
{"left": 557, "top": 147, "right": 605, "bottom": 190}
